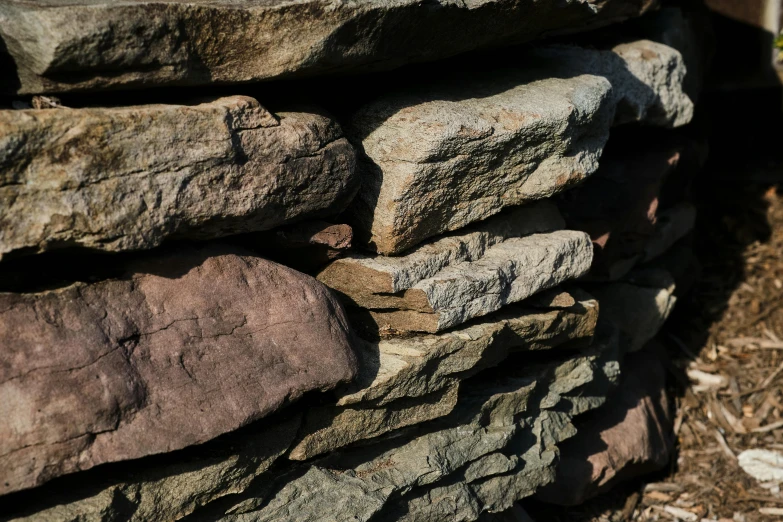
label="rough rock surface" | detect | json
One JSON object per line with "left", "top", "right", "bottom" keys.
{"left": 0, "top": 0, "right": 658, "bottom": 94}
{"left": 319, "top": 202, "right": 593, "bottom": 333}
{"left": 1, "top": 414, "right": 302, "bottom": 522}
{"left": 587, "top": 268, "right": 678, "bottom": 352}
{"left": 289, "top": 291, "right": 599, "bottom": 460}
{"left": 0, "top": 96, "right": 358, "bottom": 259}
{"left": 537, "top": 343, "right": 673, "bottom": 505}
{"left": 319, "top": 202, "right": 564, "bottom": 305}
{"left": 220, "top": 325, "right": 621, "bottom": 522}
{"left": 363, "top": 231, "right": 593, "bottom": 333}
{"left": 0, "top": 248, "right": 357, "bottom": 494}
{"left": 349, "top": 39, "right": 694, "bottom": 254}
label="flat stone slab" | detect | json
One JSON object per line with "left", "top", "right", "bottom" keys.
{"left": 0, "top": 96, "right": 358, "bottom": 260}
{"left": 289, "top": 291, "right": 599, "bottom": 460}
{"left": 348, "top": 39, "right": 694, "bottom": 254}
{"left": 0, "top": 0, "right": 658, "bottom": 94}
{"left": 319, "top": 202, "right": 593, "bottom": 333}
{"left": 220, "top": 327, "right": 621, "bottom": 522}
{"left": 587, "top": 267, "right": 678, "bottom": 353}
{"left": 0, "top": 248, "right": 357, "bottom": 494}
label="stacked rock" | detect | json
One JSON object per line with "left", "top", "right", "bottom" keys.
{"left": 0, "top": 2, "right": 709, "bottom": 521}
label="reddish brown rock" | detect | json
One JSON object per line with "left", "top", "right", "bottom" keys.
{"left": 559, "top": 133, "right": 702, "bottom": 280}
{"left": 238, "top": 221, "right": 353, "bottom": 272}
{"left": 536, "top": 343, "right": 673, "bottom": 505}
{"left": 0, "top": 247, "right": 357, "bottom": 495}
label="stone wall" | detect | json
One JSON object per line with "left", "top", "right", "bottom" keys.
{"left": 0, "top": 2, "right": 712, "bottom": 520}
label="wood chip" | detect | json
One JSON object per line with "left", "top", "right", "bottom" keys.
{"left": 751, "top": 420, "right": 783, "bottom": 433}
{"left": 658, "top": 505, "right": 699, "bottom": 521}
{"left": 760, "top": 360, "right": 783, "bottom": 389}
{"left": 645, "top": 483, "right": 686, "bottom": 493}
{"left": 647, "top": 491, "right": 674, "bottom": 502}
{"left": 714, "top": 429, "right": 736, "bottom": 459}
{"left": 759, "top": 507, "right": 783, "bottom": 515}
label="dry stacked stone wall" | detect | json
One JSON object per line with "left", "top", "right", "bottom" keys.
{"left": 0, "top": 2, "right": 713, "bottom": 520}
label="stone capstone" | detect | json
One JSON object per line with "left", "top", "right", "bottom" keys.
{"left": 0, "top": 0, "right": 658, "bottom": 94}
{"left": 0, "top": 96, "right": 358, "bottom": 260}
{"left": 348, "top": 39, "right": 694, "bottom": 254}
{"left": 0, "top": 248, "right": 357, "bottom": 495}
{"left": 318, "top": 202, "right": 593, "bottom": 333}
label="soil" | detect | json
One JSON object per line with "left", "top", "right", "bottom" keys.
{"left": 523, "top": 88, "right": 783, "bottom": 522}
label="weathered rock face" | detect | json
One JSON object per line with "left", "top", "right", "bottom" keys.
{"left": 2, "top": 414, "right": 302, "bottom": 522}
{"left": 318, "top": 202, "right": 593, "bottom": 333}
{"left": 0, "top": 97, "right": 358, "bottom": 260}
{"left": 0, "top": 248, "right": 357, "bottom": 495}
{"left": 289, "top": 291, "right": 599, "bottom": 460}
{"left": 0, "top": 0, "right": 659, "bottom": 95}
{"left": 220, "top": 325, "right": 621, "bottom": 522}
{"left": 363, "top": 231, "right": 593, "bottom": 333}
{"left": 348, "top": 39, "right": 694, "bottom": 254}
{"left": 537, "top": 343, "right": 673, "bottom": 505}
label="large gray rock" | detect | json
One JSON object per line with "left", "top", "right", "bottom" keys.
{"left": 289, "top": 291, "right": 599, "bottom": 460}
{"left": 0, "top": 248, "right": 357, "bottom": 495}
{"left": 0, "top": 96, "right": 358, "bottom": 260}
{"left": 0, "top": 0, "right": 659, "bottom": 94}
{"left": 587, "top": 267, "right": 678, "bottom": 353}
{"left": 222, "top": 324, "right": 621, "bottom": 522}
{"left": 2, "top": 414, "right": 302, "bottom": 522}
{"left": 319, "top": 203, "right": 593, "bottom": 333}
{"left": 348, "top": 39, "right": 694, "bottom": 254}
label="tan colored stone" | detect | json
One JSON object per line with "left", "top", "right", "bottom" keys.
{"left": 0, "top": 97, "right": 357, "bottom": 259}
{"left": 349, "top": 40, "right": 693, "bottom": 254}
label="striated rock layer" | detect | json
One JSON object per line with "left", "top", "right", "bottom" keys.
{"left": 290, "top": 290, "right": 599, "bottom": 460}
{"left": 0, "top": 96, "right": 358, "bottom": 260}
{"left": 221, "top": 325, "right": 621, "bottom": 522}
{"left": 0, "top": 248, "right": 357, "bottom": 495}
{"left": 348, "top": 39, "right": 694, "bottom": 254}
{"left": 0, "top": 0, "right": 658, "bottom": 94}
{"left": 319, "top": 202, "right": 593, "bottom": 333}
